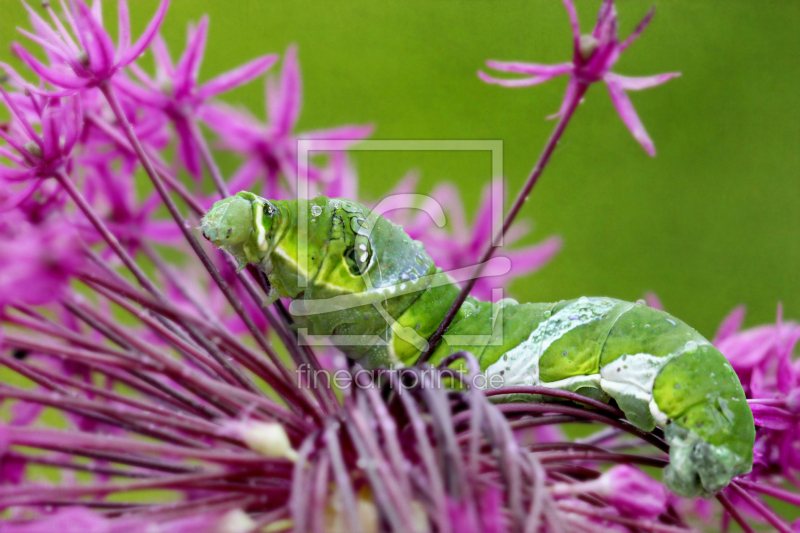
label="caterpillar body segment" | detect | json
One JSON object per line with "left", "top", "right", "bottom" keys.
{"left": 201, "top": 192, "right": 755, "bottom": 498}
{"left": 428, "top": 297, "right": 753, "bottom": 497}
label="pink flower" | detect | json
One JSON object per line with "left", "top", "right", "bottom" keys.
{"left": 713, "top": 306, "right": 800, "bottom": 480}
{"left": 3, "top": 0, "right": 168, "bottom": 94}
{"left": 200, "top": 45, "right": 373, "bottom": 197}
{"left": 0, "top": 88, "right": 81, "bottom": 207}
{"left": 0, "top": 210, "right": 85, "bottom": 308}
{"left": 479, "top": 0, "right": 680, "bottom": 156}
{"left": 117, "top": 18, "right": 277, "bottom": 179}
{"left": 552, "top": 464, "right": 668, "bottom": 519}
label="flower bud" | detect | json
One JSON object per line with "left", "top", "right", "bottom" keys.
{"left": 579, "top": 34, "right": 600, "bottom": 60}
{"left": 552, "top": 464, "right": 667, "bottom": 518}
{"left": 218, "top": 509, "right": 257, "bottom": 533}
{"left": 238, "top": 421, "right": 298, "bottom": 461}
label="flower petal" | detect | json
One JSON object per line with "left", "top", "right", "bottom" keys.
{"left": 174, "top": 117, "right": 202, "bottom": 179}
{"left": 196, "top": 54, "right": 278, "bottom": 100}
{"left": 270, "top": 45, "right": 302, "bottom": 137}
{"left": 621, "top": 7, "right": 655, "bottom": 52}
{"left": 605, "top": 72, "right": 680, "bottom": 91}
{"left": 117, "top": 0, "right": 131, "bottom": 56}
{"left": 478, "top": 71, "right": 557, "bottom": 88}
{"left": 76, "top": 0, "right": 116, "bottom": 75}
{"left": 714, "top": 306, "right": 746, "bottom": 344}
{"left": 10, "top": 43, "right": 87, "bottom": 90}
{"left": 562, "top": 0, "right": 581, "bottom": 50}
{"left": 547, "top": 76, "right": 580, "bottom": 120}
{"left": 174, "top": 15, "right": 209, "bottom": 98}
{"left": 485, "top": 60, "right": 573, "bottom": 77}
{"left": 750, "top": 404, "right": 795, "bottom": 430}
{"left": 119, "top": 0, "right": 170, "bottom": 67}
{"left": 605, "top": 76, "right": 655, "bottom": 156}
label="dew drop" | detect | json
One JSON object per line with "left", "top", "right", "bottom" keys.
{"left": 310, "top": 205, "right": 322, "bottom": 216}
{"left": 684, "top": 340, "right": 698, "bottom": 352}
{"left": 635, "top": 299, "right": 647, "bottom": 306}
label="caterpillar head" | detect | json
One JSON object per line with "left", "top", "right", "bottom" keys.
{"left": 200, "top": 192, "right": 276, "bottom": 271}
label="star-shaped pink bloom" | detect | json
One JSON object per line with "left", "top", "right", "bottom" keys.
{"left": 3, "top": 0, "right": 168, "bottom": 95}
{"left": 0, "top": 87, "right": 81, "bottom": 208}
{"left": 479, "top": 0, "right": 680, "bottom": 156}
{"left": 199, "top": 45, "right": 373, "bottom": 198}
{"left": 116, "top": 18, "right": 277, "bottom": 179}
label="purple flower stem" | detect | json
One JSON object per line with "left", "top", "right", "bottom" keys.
{"left": 76, "top": 284, "right": 313, "bottom": 431}
{"left": 714, "top": 492, "right": 756, "bottom": 533}
{"left": 0, "top": 353, "right": 218, "bottom": 429}
{"left": 1, "top": 331, "right": 158, "bottom": 370}
{"left": 0, "top": 379, "right": 242, "bottom": 445}
{"left": 727, "top": 482, "right": 793, "bottom": 533}
{"left": 484, "top": 385, "right": 624, "bottom": 417}
{"left": 535, "top": 450, "right": 667, "bottom": 468}
{"left": 454, "top": 402, "right": 668, "bottom": 453}
{"left": 98, "top": 82, "right": 325, "bottom": 421}
{"left": 420, "top": 83, "right": 589, "bottom": 363}
{"left": 398, "top": 390, "right": 450, "bottom": 533}
{"left": 4, "top": 450, "right": 153, "bottom": 479}
{"left": 84, "top": 111, "right": 206, "bottom": 213}
{"left": 735, "top": 479, "right": 800, "bottom": 506}
{"left": 52, "top": 168, "right": 162, "bottom": 299}
{"left": 5, "top": 426, "right": 278, "bottom": 467}
{"left": 0, "top": 385, "right": 215, "bottom": 448}
{"left": 60, "top": 297, "right": 311, "bottom": 431}
{"left": 323, "top": 423, "right": 364, "bottom": 533}
{"left": 557, "top": 501, "right": 694, "bottom": 533}
{"left": 6, "top": 306, "right": 220, "bottom": 418}
{"left": 84, "top": 283, "right": 256, "bottom": 391}
{"left": 78, "top": 270, "right": 274, "bottom": 372}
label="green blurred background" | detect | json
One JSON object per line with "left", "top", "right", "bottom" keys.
{"left": 1, "top": 0, "right": 798, "bottom": 338}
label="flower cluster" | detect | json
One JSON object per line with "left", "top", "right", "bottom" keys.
{"left": 0, "top": 1, "right": 796, "bottom": 532}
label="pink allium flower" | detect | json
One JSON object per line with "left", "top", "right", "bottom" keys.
{"left": 117, "top": 18, "right": 277, "bottom": 179}
{"left": 479, "top": 0, "right": 680, "bottom": 156}
{"left": 714, "top": 306, "right": 800, "bottom": 481}
{"left": 0, "top": 88, "right": 81, "bottom": 207}
{"left": 199, "top": 45, "right": 373, "bottom": 197}
{"left": 0, "top": 210, "right": 85, "bottom": 307}
{"left": 3, "top": 0, "right": 168, "bottom": 94}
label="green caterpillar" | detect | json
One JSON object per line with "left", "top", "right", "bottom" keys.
{"left": 201, "top": 192, "right": 754, "bottom": 498}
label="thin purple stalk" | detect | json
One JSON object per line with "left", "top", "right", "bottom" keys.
{"left": 96, "top": 81, "right": 324, "bottom": 420}
{"left": 715, "top": 491, "right": 756, "bottom": 533}
{"left": 557, "top": 502, "right": 695, "bottom": 533}
{"left": 420, "top": 83, "right": 589, "bottom": 363}
{"left": 727, "top": 482, "right": 793, "bottom": 533}
{"left": 735, "top": 479, "right": 800, "bottom": 506}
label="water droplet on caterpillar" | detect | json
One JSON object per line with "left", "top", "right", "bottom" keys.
{"left": 684, "top": 340, "right": 698, "bottom": 352}
{"left": 310, "top": 205, "right": 322, "bottom": 216}
{"left": 635, "top": 299, "right": 647, "bottom": 306}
